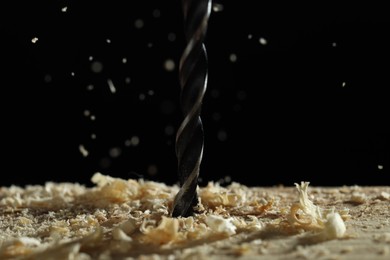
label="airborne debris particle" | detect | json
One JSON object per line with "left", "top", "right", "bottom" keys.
{"left": 147, "top": 42, "right": 153, "bottom": 48}
{"left": 106, "top": 39, "right": 111, "bottom": 44}
{"left": 164, "top": 59, "right": 175, "bottom": 71}
{"left": 122, "top": 57, "right": 127, "bottom": 64}
{"left": 147, "top": 90, "right": 154, "bottom": 96}
{"left": 237, "top": 90, "right": 247, "bottom": 101}
{"left": 31, "top": 37, "right": 38, "bottom": 43}
{"left": 217, "top": 130, "right": 227, "bottom": 141}
{"left": 168, "top": 33, "right": 176, "bottom": 42}
{"left": 71, "top": 72, "right": 75, "bottom": 76}
{"left": 133, "top": 137, "right": 141, "bottom": 146}
{"left": 86, "top": 84, "right": 94, "bottom": 91}
{"left": 91, "top": 133, "right": 96, "bottom": 139}
{"left": 125, "top": 136, "right": 140, "bottom": 147}
{"left": 89, "top": 56, "right": 93, "bottom": 61}
{"left": 378, "top": 165, "right": 384, "bottom": 170}
{"left": 109, "top": 147, "right": 122, "bottom": 158}
{"left": 248, "top": 34, "right": 253, "bottom": 39}
{"left": 134, "top": 19, "right": 144, "bottom": 29}
{"left": 233, "top": 104, "right": 241, "bottom": 112}
{"left": 147, "top": 164, "right": 158, "bottom": 176}
{"left": 212, "top": 112, "right": 221, "bottom": 121}
{"left": 61, "top": 7, "right": 67, "bottom": 12}
{"left": 91, "top": 61, "right": 103, "bottom": 73}
{"left": 164, "top": 125, "right": 174, "bottom": 136}
{"left": 212, "top": 3, "right": 224, "bottom": 12}
{"left": 125, "top": 77, "right": 131, "bottom": 84}
{"left": 90, "top": 115, "right": 96, "bottom": 121}
{"left": 152, "top": 9, "right": 161, "bottom": 18}
{"left": 83, "top": 110, "right": 91, "bottom": 117}
{"left": 107, "top": 79, "right": 116, "bottom": 93}
{"left": 210, "top": 89, "right": 220, "bottom": 98}
{"left": 139, "top": 93, "right": 146, "bottom": 100}
{"left": 342, "top": 82, "right": 346, "bottom": 87}
{"left": 332, "top": 42, "right": 337, "bottom": 47}
{"left": 79, "top": 145, "right": 89, "bottom": 157}
{"left": 44, "top": 74, "right": 52, "bottom": 83}
{"left": 229, "top": 53, "right": 237, "bottom": 63}
{"left": 259, "top": 37, "right": 267, "bottom": 45}
{"left": 99, "top": 158, "right": 111, "bottom": 169}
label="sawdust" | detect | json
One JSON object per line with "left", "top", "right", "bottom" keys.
{"left": 1, "top": 173, "right": 389, "bottom": 259}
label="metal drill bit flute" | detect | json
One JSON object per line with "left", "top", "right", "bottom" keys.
{"left": 172, "top": 0, "right": 211, "bottom": 217}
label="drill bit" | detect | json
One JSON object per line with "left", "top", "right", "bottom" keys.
{"left": 172, "top": 0, "right": 212, "bottom": 217}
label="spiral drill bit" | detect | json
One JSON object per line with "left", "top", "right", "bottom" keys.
{"left": 172, "top": 0, "right": 212, "bottom": 217}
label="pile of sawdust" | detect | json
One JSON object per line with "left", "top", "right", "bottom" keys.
{"left": 1, "top": 173, "right": 386, "bottom": 259}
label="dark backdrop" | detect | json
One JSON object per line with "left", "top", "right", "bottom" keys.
{"left": 1, "top": 1, "right": 388, "bottom": 187}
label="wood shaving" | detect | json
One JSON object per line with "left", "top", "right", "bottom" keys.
{"left": 350, "top": 192, "right": 367, "bottom": 204}
{"left": 288, "top": 182, "right": 348, "bottom": 240}
{"left": 378, "top": 192, "right": 390, "bottom": 200}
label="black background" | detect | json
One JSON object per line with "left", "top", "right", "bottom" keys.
{"left": 1, "top": 1, "right": 389, "bottom": 187}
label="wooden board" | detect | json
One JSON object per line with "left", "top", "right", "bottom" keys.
{"left": 1, "top": 173, "right": 389, "bottom": 259}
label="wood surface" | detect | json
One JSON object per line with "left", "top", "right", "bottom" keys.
{"left": 1, "top": 174, "right": 389, "bottom": 259}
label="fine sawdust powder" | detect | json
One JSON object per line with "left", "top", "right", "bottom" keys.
{"left": 1, "top": 173, "right": 389, "bottom": 259}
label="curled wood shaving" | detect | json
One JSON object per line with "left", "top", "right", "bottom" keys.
{"left": 288, "top": 182, "right": 348, "bottom": 239}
